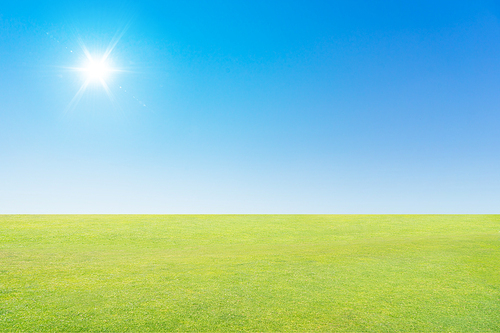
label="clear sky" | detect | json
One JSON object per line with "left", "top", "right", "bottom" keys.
{"left": 1, "top": 0, "right": 499, "bottom": 213}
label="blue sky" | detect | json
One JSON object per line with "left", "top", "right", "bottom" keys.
{"left": 1, "top": 0, "right": 499, "bottom": 213}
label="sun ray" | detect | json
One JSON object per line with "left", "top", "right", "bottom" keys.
{"left": 102, "top": 23, "right": 130, "bottom": 62}
{"left": 99, "top": 78, "right": 119, "bottom": 109}
{"left": 66, "top": 78, "right": 91, "bottom": 113}
{"left": 77, "top": 37, "right": 93, "bottom": 62}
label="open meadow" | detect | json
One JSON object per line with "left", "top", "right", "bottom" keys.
{"left": 0, "top": 215, "right": 499, "bottom": 331}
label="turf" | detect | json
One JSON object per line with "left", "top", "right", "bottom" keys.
{"left": 0, "top": 215, "right": 499, "bottom": 332}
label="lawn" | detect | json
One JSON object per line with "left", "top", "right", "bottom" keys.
{"left": 0, "top": 215, "right": 499, "bottom": 331}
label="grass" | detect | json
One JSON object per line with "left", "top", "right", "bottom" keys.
{"left": 0, "top": 214, "right": 499, "bottom": 332}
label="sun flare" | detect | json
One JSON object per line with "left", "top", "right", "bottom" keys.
{"left": 66, "top": 27, "right": 129, "bottom": 112}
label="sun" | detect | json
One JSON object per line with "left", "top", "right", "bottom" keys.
{"left": 66, "top": 26, "right": 129, "bottom": 112}
{"left": 86, "top": 59, "right": 109, "bottom": 81}
{"left": 66, "top": 53, "right": 118, "bottom": 112}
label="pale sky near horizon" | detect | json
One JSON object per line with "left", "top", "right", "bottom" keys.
{"left": 1, "top": 0, "right": 500, "bottom": 213}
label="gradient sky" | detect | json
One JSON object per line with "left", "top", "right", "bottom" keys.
{"left": 1, "top": 0, "right": 499, "bottom": 213}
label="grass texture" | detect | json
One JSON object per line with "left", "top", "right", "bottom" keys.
{"left": 1, "top": 215, "right": 499, "bottom": 332}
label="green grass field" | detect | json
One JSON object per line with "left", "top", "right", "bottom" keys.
{"left": 1, "top": 215, "right": 499, "bottom": 332}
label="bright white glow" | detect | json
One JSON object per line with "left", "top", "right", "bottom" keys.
{"left": 86, "top": 59, "right": 109, "bottom": 80}
{"left": 66, "top": 25, "right": 130, "bottom": 112}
